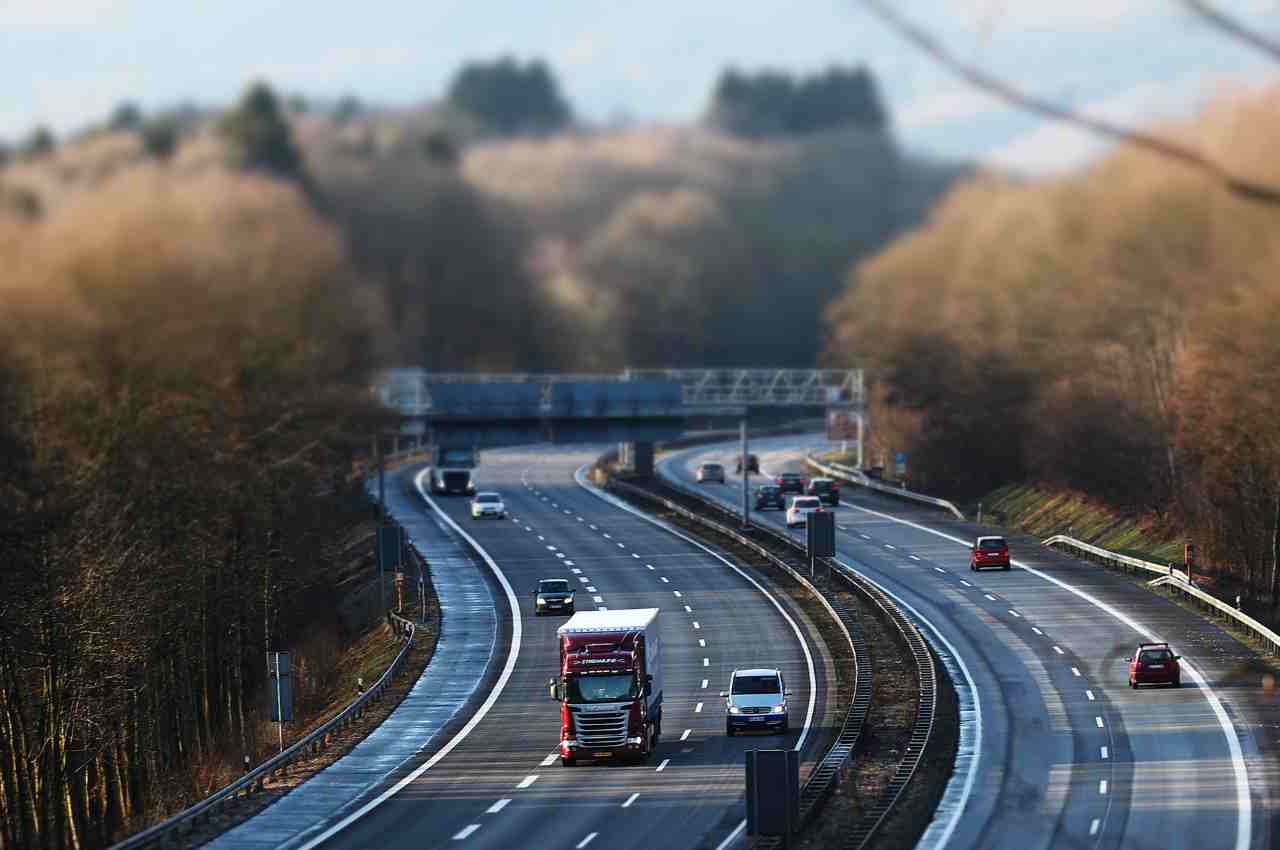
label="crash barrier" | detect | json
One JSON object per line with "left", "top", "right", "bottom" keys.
{"left": 109, "top": 556, "right": 420, "bottom": 849}
{"left": 608, "top": 471, "right": 937, "bottom": 848}
{"left": 805, "top": 454, "right": 966, "bottom": 521}
{"left": 1043, "top": 534, "right": 1280, "bottom": 657}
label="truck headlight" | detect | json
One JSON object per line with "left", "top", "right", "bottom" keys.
{"left": 536, "top": 598, "right": 545, "bottom": 606}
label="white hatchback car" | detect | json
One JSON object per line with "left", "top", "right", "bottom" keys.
{"left": 785, "top": 496, "right": 824, "bottom": 528}
{"left": 470, "top": 492, "right": 506, "bottom": 519}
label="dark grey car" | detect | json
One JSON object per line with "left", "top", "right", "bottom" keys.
{"left": 534, "top": 578, "right": 575, "bottom": 617}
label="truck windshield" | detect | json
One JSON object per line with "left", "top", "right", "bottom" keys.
{"left": 566, "top": 674, "right": 638, "bottom": 703}
{"left": 442, "top": 449, "right": 474, "bottom": 465}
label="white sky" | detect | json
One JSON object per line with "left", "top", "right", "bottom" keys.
{"left": 6, "top": 0, "right": 1279, "bottom": 172}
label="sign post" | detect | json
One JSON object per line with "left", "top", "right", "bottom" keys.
{"left": 741, "top": 419, "right": 750, "bottom": 529}
{"left": 267, "top": 651, "right": 293, "bottom": 754}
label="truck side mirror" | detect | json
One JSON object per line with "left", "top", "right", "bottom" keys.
{"left": 548, "top": 678, "right": 559, "bottom": 701}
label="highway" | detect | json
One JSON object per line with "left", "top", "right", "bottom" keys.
{"left": 664, "top": 435, "right": 1272, "bottom": 850}
{"left": 305, "top": 445, "right": 836, "bottom": 850}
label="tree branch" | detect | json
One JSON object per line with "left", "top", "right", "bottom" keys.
{"left": 854, "top": 0, "right": 1280, "bottom": 204}
{"left": 1182, "top": 0, "right": 1280, "bottom": 65}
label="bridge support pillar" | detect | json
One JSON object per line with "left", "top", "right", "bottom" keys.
{"left": 628, "top": 442, "right": 654, "bottom": 476}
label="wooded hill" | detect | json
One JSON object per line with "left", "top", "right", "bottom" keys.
{"left": 825, "top": 86, "right": 1280, "bottom": 606}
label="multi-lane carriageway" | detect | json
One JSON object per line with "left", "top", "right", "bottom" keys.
{"left": 302, "top": 445, "right": 838, "bottom": 850}
{"left": 665, "top": 436, "right": 1278, "bottom": 850}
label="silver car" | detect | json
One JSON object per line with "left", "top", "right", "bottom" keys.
{"left": 721, "top": 668, "right": 791, "bottom": 735}
{"left": 697, "top": 462, "right": 726, "bottom": 484}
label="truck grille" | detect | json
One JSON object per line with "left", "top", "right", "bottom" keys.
{"left": 574, "top": 710, "right": 627, "bottom": 747}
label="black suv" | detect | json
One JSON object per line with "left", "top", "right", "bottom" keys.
{"left": 534, "top": 578, "right": 575, "bottom": 617}
{"left": 775, "top": 472, "right": 807, "bottom": 494}
{"left": 754, "top": 484, "right": 785, "bottom": 510}
{"left": 736, "top": 454, "right": 760, "bottom": 474}
{"left": 806, "top": 478, "right": 840, "bottom": 506}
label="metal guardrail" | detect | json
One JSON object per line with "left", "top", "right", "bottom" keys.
{"left": 110, "top": 559, "right": 421, "bottom": 849}
{"left": 806, "top": 454, "right": 966, "bottom": 520}
{"left": 1043, "top": 534, "right": 1280, "bottom": 656}
{"left": 613, "top": 466, "right": 938, "bottom": 846}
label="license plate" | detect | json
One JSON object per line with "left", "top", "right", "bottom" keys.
{"left": 1148, "top": 665, "right": 1164, "bottom": 670}
{"left": 594, "top": 751, "right": 613, "bottom": 758}
{"left": 750, "top": 717, "right": 765, "bottom": 722}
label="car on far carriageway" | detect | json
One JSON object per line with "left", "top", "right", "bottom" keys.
{"left": 470, "top": 491, "right": 506, "bottom": 519}
{"left": 697, "top": 462, "right": 726, "bottom": 484}
{"left": 786, "top": 496, "right": 824, "bottom": 528}
{"left": 970, "top": 536, "right": 1010, "bottom": 571}
{"left": 806, "top": 477, "right": 840, "bottom": 506}
{"left": 775, "top": 472, "right": 807, "bottom": 494}
{"left": 1129, "top": 642, "right": 1181, "bottom": 688}
{"left": 736, "top": 453, "right": 760, "bottom": 474}
{"left": 534, "top": 578, "right": 576, "bottom": 616}
{"left": 755, "top": 484, "right": 786, "bottom": 511}
{"left": 722, "top": 668, "right": 791, "bottom": 735}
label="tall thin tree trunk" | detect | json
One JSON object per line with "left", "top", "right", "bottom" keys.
{"left": 1270, "top": 487, "right": 1280, "bottom": 608}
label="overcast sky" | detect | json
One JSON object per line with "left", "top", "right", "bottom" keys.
{"left": 6, "top": 0, "right": 1278, "bottom": 173}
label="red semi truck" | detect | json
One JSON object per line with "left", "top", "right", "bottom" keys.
{"left": 550, "top": 608, "right": 662, "bottom": 766}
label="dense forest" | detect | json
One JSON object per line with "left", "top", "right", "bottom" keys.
{"left": 0, "top": 62, "right": 958, "bottom": 848}
{"left": 825, "top": 88, "right": 1280, "bottom": 605}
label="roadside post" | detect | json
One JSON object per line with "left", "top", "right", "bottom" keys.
{"left": 267, "top": 651, "right": 293, "bottom": 754}
{"left": 746, "top": 748, "right": 799, "bottom": 843}
{"left": 807, "top": 511, "right": 835, "bottom": 587}
{"left": 377, "top": 526, "right": 402, "bottom": 617}
{"left": 741, "top": 419, "right": 750, "bottom": 529}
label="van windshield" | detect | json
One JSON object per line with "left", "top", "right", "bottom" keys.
{"left": 566, "top": 674, "right": 638, "bottom": 703}
{"left": 732, "top": 675, "right": 781, "bottom": 695}
{"left": 539, "top": 580, "right": 570, "bottom": 593}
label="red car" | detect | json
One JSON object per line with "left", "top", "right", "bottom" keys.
{"left": 1129, "top": 642, "right": 1181, "bottom": 688}
{"left": 970, "top": 536, "right": 1010, "bottom": 571}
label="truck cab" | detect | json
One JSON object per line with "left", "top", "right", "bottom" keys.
{"left": 430, "top": 445, "right": 478, "bottom": 495}
{"left": 551, "top": 609, "right": 662, "bottom": 766}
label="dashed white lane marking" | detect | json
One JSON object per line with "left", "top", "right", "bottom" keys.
{"left": 647, "top": 565, "right": 656, "bottom": 571}
{"left": 598, "top": 606, "right": 608, "bottom": 611}
{"left": 1032, "top": 627, "right": 1043, "bottom": 635}
{"left": 603, "top": 533, "right": 612, "bottom": 539}
{"left": 960, "top": 579, "right": 972, "bottom": 587}
{"left": 1086, "top": 690, "right": 1096, "bottom": 701}
{"left": 1053, "top": 646, "right": 1065, "bottom": 655}
{"left": 661, "top": 577, "right": 670, "bottom": 583}
{"left": 859, "top": 533, "right": 871, "bottom": 539}
{"left": 1099, "top": 780, "right": 1108, "bottom": 795}
{"left": 702, "top": 657, "right": 709, "bottom": 667}
{"left": 701, "top": 679, "right": 708, "bottom": 688}
{"left": 576, "top": 833, "right": 598, "bottom": 849}
{"left": 556, "top": 553, "right": 566, "bottom": 559}
{"left": 577, "top": 517, "right": 584, "bottom": 522}
{"left": 1072, "top": 667, "right": 1082, "bottom": 677}
{"left": 674, "top": 591, "right": 683, "bottom": 598}
{"left": 1101, "top": 746, "right": 1109, "bottom": 760}
{"left": 884, "top": 544, "right": 896, "bottom": 550}
{"left": 539, "top": 753, "right": 557, "bottom": 767}
{"left": 565, "top": 560, "right": 575, "bottom": 566}
{"left": 524, "top": 527, "right": 532, "bottom": 533}
{"left": 1095, "top": 716, "right": 1105, "bottom": 728}
{"left": 1090, "top": 819, "right": 1100, "bottom": 836}
{"left": 453, "top": 824, "right": 480, "bottom": 840}
{"left": 517, "top": 775, "right": 538, "bottom": 789}
{"left": 537, "top": 535, "right": 545, "bottom": 541}
{"left": 571, "top": 568, "right": 582, "bottom": 574}
{"left": 551, "top": 503, "right": 558, "bottom": 508}
{"left": 1009, "top": 610, "right": 1021, "bottom": 618}
{"left": 617, "top": 543, "right": 626, "bottom": 549}
{"left": 593, "top": 596, "right": 604, "bottom": 603}
{"left": 546, "top": 545, "right": 558, "bottom": 552}
{"left": 695, "top": 702, "right": 703, "bottom": 713}
{"left": 632, "top": 553, "right": 641, "bottom": 559}
{"left": 578, "top": 577, "right": 589, "bottom": 583}
{"left": 699, "top": 639, "right": 706, "bottom": 647}
{"left": 984, "top": 594, "right": 997, "bottom": 601}
{"left": 487, "top": 798, "right": 511, "bottom": 813}
{"left": 933, "top": 567, "right": 946, "bottom": 573}
{"left": 692, "top": 621, "right": 700, "bottom": 629}
{"left": 656, "top": 759, "right": 670, "bottom": 772}
{"left": 910, "top": 555, "right": 922, "bottom": 561}
{"left": 680, "top": 729, "right": 691, "bottom": 741}
{"left": 622, "top": 793, "right": 639, "bottom": 808}
{"left": 590, "top": 525, "right": 598, "bottom": 530}
{"left": 684, "top": 606, "right": 693, "bottom": 613}
{"left": 564, "top": 510, "right": 572, "bottom": 516}
{"left": 587, "top": 585, "right": 597, "bottom": 592}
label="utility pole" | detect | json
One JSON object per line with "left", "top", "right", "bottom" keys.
{"left": 741, "top": 419, "right": 750, "bottom": 529}
{"left": 375, "top": 432, "right": 386, "bottom": 617}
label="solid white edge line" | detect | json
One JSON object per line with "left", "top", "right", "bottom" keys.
{"left": 294, "top": 470, "right": 524, "bottom": 850}
{"left": 576, "top": 463, "right": 819, "bottom": 849}
{"left": 841, "top": 490, "right": 1252, "bottom": 850}
{"left": 663, "top": 447, "right": 979, "bottom": 850}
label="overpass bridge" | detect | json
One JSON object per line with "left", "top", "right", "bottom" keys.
{"left": 375, "top": 367, "right": 865, "bottom": 472}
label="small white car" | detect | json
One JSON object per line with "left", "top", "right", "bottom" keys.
{"left": 785, "top": 496, "right": 823, "bottom": 528}
{"left": 470, "top": 492, "right": 506, "bottom": 519}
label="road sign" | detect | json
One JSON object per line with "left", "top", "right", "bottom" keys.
{"left": 826, "top": 408, "right": 859, "bottom": 441}
{"left": 267, "top": 651, "right": 293, "bottom": 723}
{"left": 895, "top": 451, "right": 908, "bottom": 477}
{"left": 807, "top": 511, "right": 836, "bottom": 558}
{"left": 377, "top": 526, "right": 402, "bottom": 572}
